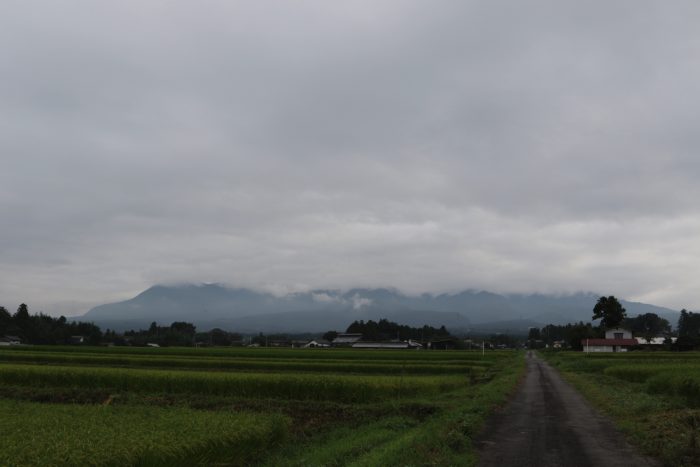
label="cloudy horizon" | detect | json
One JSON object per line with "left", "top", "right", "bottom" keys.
{"left": 2, "top": 1, "right": 700, "bottom": 316}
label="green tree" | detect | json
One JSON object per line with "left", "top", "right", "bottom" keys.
{"left": 0, "top": 306, "right": 11, "bottom": 335}
{"left": 567, "top": 322, "right": 602, "bottom": 350}
{"left": 210, "top": 328, "right": 232, "bottom": 346}
{"left": 14, "top": 303, "right": 29, "bottom": 321}
{"left": 624, "top": 313, "right": 671, "bottom": 342}
{"left": 677, "top": 309, "right": 700, "bottom": 348}
{"left": 322, "top": 330, "right": 338, "bottom": 342}
{"left": 13, "top": 303, "right": 32, "bottom": 341}
{"left": 592, "top": 296, "right": 627, "bottom": 329}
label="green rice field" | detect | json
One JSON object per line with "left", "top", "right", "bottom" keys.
{"left": 543, "top": 351, "right": 700, "bottom": 467}
{"left": 0, "top": 345, "right": 524, "bottom": 466}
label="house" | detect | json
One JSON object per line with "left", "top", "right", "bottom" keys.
{"left": 331, "top": 333, "right": 363, "bottom": 346}
{"left": 581, "top": 328, "right": 638, "bottom": 352}
{"left": 0, "top": 336, "right": 21, "bottom": 346}
{"left": 303, "top": 339, "right": 331, "bottom": 348}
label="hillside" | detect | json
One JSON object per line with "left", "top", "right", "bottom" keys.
{"left": 80, "top": 284, "right": 679, "bottom": 333}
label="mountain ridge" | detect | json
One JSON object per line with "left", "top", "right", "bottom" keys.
{"left": 80, "top": 283, "right": 680, "bottom": 333}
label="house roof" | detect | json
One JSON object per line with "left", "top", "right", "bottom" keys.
{"left": 352, "top": 342, "right": 411, "bottom": 349}
{"left": 581, "top": 338, "right": 638, "bottom": 346}
{"left": 306, "top": 339, "right": 331, "bottom": 345}
{"left": 333, "top": 335, "right": 362, "bottom": 344}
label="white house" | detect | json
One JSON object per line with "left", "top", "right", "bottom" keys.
{"left": 303, "top": 339, "right": 331, "bottom": 348}
{"left": 0, "top": 336, "right": 21, "bottom": 346}
{"left": 582, "top": 328, "right": 638, "bottom": 352}
{"left": 605, "top": 328, "right": 633, "bottom": 340}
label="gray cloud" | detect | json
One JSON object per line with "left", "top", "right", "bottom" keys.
{"left": 2, "top": 1, "right": 700, "bottom": 315}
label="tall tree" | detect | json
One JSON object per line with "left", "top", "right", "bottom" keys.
{"left": 678, "top": 309, "right": 700, "bottom": 339}
{"left": 0, "top": 306, "right": 11, "bottom": 335}
{"left": 14, "top": 303, "right": 29, "bottom": 321}
{"left": 592, "top": 296, "right": 627, "bottom": 329}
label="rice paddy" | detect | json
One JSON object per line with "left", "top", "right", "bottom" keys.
{"left": 0, "top": 345, "right": 524, "bottom": 466}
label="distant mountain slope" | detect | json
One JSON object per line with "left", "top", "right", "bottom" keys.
{"left": 81, "top": 284, "right": 679, "bottom": 332}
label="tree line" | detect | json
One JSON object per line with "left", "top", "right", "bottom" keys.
{"left": 0, "top": 303, "right": 247, "bottom": 347}
{"left": 0, "top": 304, "right": 102, "bottom": 345}
{"left": 528, "top": 295, "right": 700, "bottom": 350}
{"left": 112, "top": 322, "right": 245, "bottom": 347}
{"left": 343, "top": 318, "right": 452, "bottom": 342}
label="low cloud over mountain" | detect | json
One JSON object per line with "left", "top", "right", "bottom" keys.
{"left": 81, "top": 284, "right": 678, "bottom": 333}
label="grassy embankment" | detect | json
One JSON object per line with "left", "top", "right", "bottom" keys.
{"left": 0, "top": 346, "right": 524, "bottom": 466}
{"left": 542, "top": 351, "right": 700, "bottom": 467}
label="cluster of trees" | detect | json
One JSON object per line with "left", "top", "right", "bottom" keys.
{"left": 678, "top": 309, "right": 700, "bottom": 348}
{"left": 528, "top": 322, "right": 602, "bottom": 350}
{"left": 0, "top": 304, "right": 102, "bottom": 345}
{"left": 344, "top": 319, "right": 451, "bottom": 341}
{"left": 113, "top": 321, "right": 197, "bottom": 347}
{"left": 591, "top": 295, "right": 627, "bottom": 328}
{"left": 528, "top": 296, "right": 684, "bottom": 350}
{"left": 0, "top": 304, "right": 248, "bottom": 348}
{"left": 625, "top": 313, "right": 671, "bottom": 341}
{"left": 108, "top": 323, "right": 248, "bottom": 347}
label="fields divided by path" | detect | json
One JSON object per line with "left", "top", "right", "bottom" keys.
{"left": 0, "top": 345, "right": 524, "bottom": 466}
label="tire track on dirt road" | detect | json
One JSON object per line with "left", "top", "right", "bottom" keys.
{"left": 475, "top": 352, "right": 659, "bottom": 467}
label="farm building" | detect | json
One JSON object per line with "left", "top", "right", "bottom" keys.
{"left": 332, "top": 333, "right": 363, "bottom": 346}
{"left": 351, "top": 340, "right": 422, "bottom": 350}
{"left": 0, "top": 336, "right": 21, "bottom": 346}
{"left": 303, "top": 339, "right": 331, "bottom": 348}
{"left": 581, "top": 328, "right": 638, "bottom": 352}
{"left": 635, "top": 336, "right": 676, "bottom": 346}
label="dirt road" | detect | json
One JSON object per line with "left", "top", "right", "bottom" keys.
{"left": 476, "top": 352, "right": 659, "bottom": 467}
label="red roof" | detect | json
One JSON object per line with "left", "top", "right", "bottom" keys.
{"left": 581, "top": 338, "right": 638, "bottom": 346}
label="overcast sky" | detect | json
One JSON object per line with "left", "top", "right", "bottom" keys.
{"left": 2, "top": 0, "right": 700, "bottom": 316}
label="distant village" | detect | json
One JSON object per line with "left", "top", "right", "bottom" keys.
{"left": 2, "top": 300, "right": 700, "bottom": 352}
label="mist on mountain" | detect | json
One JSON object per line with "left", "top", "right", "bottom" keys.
{"left": 81, "top": 284, "right": 679, "bottom": 333}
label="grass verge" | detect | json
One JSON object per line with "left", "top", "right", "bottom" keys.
{"left": 543, "top": 352, "right": 700, "bottom": 467}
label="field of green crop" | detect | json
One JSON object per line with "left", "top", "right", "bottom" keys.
{"left": 543, "top": 351, "right": 700, "bottom": 467}
{"left": 0, "top": 345, "right": 524, "bottom": 466}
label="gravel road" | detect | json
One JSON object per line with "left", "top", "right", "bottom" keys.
{"left": 475, "top": 352, "right": 659, "bottom": 467}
